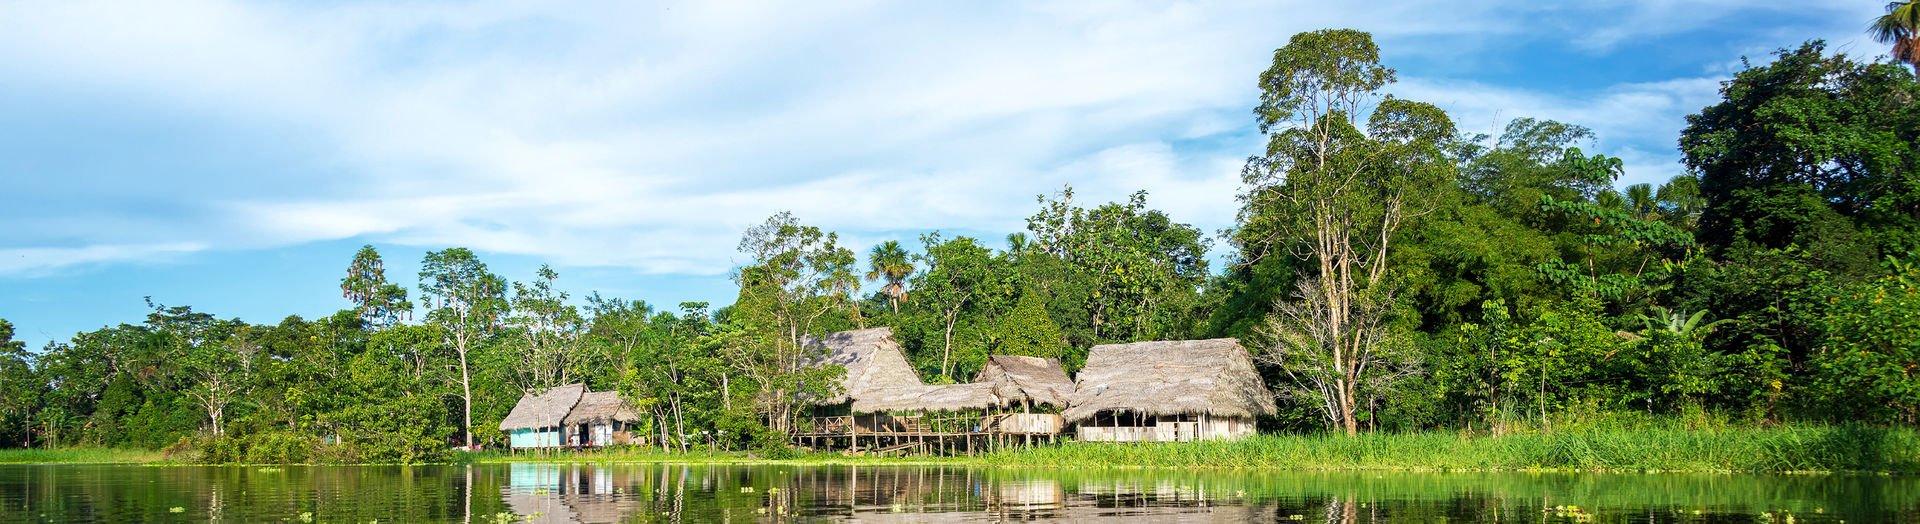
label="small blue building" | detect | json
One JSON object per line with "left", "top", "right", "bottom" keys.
{"left": 499, "top": 383, "right": 586, "bottom": 449}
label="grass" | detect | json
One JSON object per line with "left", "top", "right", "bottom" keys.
{"left": 979, "top": 424, "right": 1920, "bottom": 473}
{"left": 469, "top": 423, "right": 1920, "bottom": 473}
{"left": 0, "top": 447, "right": 166, "bottom": 464}
{"left": 8, "top": 423, "right": 1916, "bottom": 472}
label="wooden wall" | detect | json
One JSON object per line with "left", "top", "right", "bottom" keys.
{"left": 1074, "top": 414, "right": 1254, "bottom": 443}
{"left": 986, "top": 413, "right": 1063, "bottom": 435}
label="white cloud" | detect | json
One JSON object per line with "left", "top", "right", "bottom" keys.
{"left": 0, "top": 243, "right": 207, "bottom": 277}
{"left": 0, "top": 0, "right": 1893, "bottom": 278}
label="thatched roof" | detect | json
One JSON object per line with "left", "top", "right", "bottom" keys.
{"left": 852, "top": 383, "right": 999, "bottom": 413}
{"left": 562, "top": 391, "right": 642, "bottom": 426}
{"left": 800, "top": 327, "right": 924, "bottom": 404}
{"left": 1060, "top": 339, "right": 1277, "bottom": 423}
{"left": 974, "top": 355, "right": 1073, "bottom": 409}
{"left": 498, "top": 383, "right": 586, "bottom": 431}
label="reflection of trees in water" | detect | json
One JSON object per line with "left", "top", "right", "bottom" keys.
{"left": 7, "top": 464, "right": 1920, "bottom": 522}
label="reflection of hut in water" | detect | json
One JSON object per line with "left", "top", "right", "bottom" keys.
{"left": 504, "top": 463, "right": 579, "bottom": 523}
{"left": 1063, "top": 339, "right": 1276, "bottom": 442}
{"left": 504, "top": 463, "right": 650, "bottom": 524}
{"left": 500, "top": 383, "right": 586, "bottom": 449}
{"left": 562, "top": 391, "right": 643, "bottom": 447}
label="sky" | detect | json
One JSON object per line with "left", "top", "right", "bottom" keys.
{"left": 0, "top": 0, "right": 1894, "bottom": 350}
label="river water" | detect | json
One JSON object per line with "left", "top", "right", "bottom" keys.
{"left": 1, "top": 463, "right": 1915, "bottom": 522}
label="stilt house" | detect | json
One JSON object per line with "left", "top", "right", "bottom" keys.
{"left": 562, "top": 391, "right": 643, "bottom": 447}
{"left": 500, "top": 383, "right": 586, "bottom": 449}
{"left": 973, "top": 355, "right": 1073, "bottom": 435}
{"left": 801, "top": 327, "right": 926, "bottom": 404}
{"left": 1062, "top": 339, "right": 1275, "bottom": 442}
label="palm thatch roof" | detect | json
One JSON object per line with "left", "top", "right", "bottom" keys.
{"left": 974, "top": 355, "right": 1073, "bottom": 409}
{"left": 852, "top": 383, "right": 999, "bottom": 413}
{"left": 1060, "top": 339, "right": 1276, "bottom": 423}
{"left": 498, "top": 383, "right": 586, "bottom": 431}
{"left": 562, "top": 391, "right": 642, "bottom": 426}
{"left": 800, "top": 327, "right": 925, "bottom": 404}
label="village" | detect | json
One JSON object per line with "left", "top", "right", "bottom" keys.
{"left": 498, "top": 327, "right": 1275, "bottom": 456}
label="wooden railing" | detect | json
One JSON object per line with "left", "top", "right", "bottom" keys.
{"left": 797, "top": 412, "right": 1063, "bottom": 436}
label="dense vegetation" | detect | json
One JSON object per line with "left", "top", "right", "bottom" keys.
{"left": 0, "top": 29, "right": 1914, "bottom": 465}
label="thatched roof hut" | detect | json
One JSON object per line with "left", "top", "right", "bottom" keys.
{"left": 499, "top": 383, "right": 586, "bottom": 431}
{"left": 851, "top": 383, "right": 999, "bottom": 413}
{"left": 973, "top": 355, "right": 1072, "bottom": 409}
{"left": 562, "top": 391, "right": 642, "bottom": 427}
{"left": 800, "top": 327, "right": 924, "bottom": 404}
{"left": 1061, "top": 339, "right": 1276, "bottom": 423}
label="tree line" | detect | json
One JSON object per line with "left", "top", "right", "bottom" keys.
{"left": 0, "top": 28, "right": 1914, "bottom": 462}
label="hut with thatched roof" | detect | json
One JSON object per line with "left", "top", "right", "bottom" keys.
{"left": 1062, "top": 339, "right": 1275, "bottom": 442}
{"left": 800, "top": 327, "right": 925, "bottom": 405}
{"left": 562, "top": 391, "right": 643, "bottom": 447}
{"left": 851, "top": 383, "right": 999, "bottom": 413}
{"left": 973, "top": 355, "right": 1072, "bottom": 435}
{"left": 974, "top": 355, "right": 1072, "bottom": 410}
{"left": 500, "top": 383, "right": 586, "bottom": 449}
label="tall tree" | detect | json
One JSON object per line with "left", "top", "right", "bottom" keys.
{"left": 143, "top": 301, "right": 249, "bottom": 438}
{"left": 1872, "top": 0, "right": 1920, "bottom": 75}
{"left": 1236, "top": 29, "right": 1455, "bottom": 435}
{"left": 508, "top": 264, "right": 585, "bottom": 390}
{"left": 731, "top": 212, "right": 858, "bottom": 434}
{"left": 915, "top": 233, "right": 1010, "bottom": 379}
{"left": 1026, "top": 188, "right": 1211, "bottom": 344}
{"left": 865, "top": 241, "right": 914, "bottom": 314}
{"left": 340, "top": 245, "right": 413, "bottom": 328}
{"left": 0, "top": 320, "right": 37, "bottom": 447}
{"left": 418, "top": 248, "right": 506, "bottom": 449}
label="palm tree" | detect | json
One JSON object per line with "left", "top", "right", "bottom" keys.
{"left": 1624, "top": 183, "right": 1658, "bottom": 220}
{"left": 1871, "top": 0, "right": 1920, "bottom": 75}
{"left": 1655, "top": 175, "right": 1706, "bottom": 231}
{"left": 865, "top": 241, "right": 914, "bottom": 314}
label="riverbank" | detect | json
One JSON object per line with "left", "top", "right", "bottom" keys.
{"left": 9, "top": 424, "right": 1916, "bottom": 472}
{"left": 0, "top": 447, "right": 165, "bottom": 464}
{"left": 482, "top": 424, "right": 1919, "bottom": 473}
{"left": 981, "top": 424, "right": 1920, "bottom": 473}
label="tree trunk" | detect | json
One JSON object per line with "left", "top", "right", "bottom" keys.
{"left": 459, "top": 341, "right": 474, "bottom": 449}
{"left": 941, "top": 309, "right": 958, "bottom": 378}
{"left": 672, "top": 391, "right": 687, "bottom": 453}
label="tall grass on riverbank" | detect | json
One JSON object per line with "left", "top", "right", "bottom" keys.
{"left": 980, "top": 424, "right": 1920, "bottom": 472}
{"left": 0, "top": 448, "right": 164, "bottom": 464}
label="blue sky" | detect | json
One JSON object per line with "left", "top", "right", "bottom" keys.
{"left": 0, "top": 0, "right": 1891, "bottom": 350}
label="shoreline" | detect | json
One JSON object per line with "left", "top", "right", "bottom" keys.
{"left": 8, "top": 424, "right": 1916, "bottom": 474}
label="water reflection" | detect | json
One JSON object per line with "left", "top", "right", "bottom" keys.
{"left": 495, "top": 464, "right": 1920, "bottom": 523}
{"left": 3, "top": 463, "right": 1917, "bottom": 522}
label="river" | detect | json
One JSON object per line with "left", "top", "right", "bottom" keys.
{"left": 2, "top": 463, "right": 1915, "bottom": 522}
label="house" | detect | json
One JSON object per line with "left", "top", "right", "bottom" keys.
{"left": 800, "top": 327, "right": 926, "bottom": 405}
{"left": 562, "top": 391, "right": 643, "bottom": 447}
{"left": 1062, "top": 339, "right": 1276, "bottom": 442}
{"left": 973, "top": 355, "right": 1073, "bottom": 435}
{"left": 499, "top": 383, "right": 586, "bottom": 449}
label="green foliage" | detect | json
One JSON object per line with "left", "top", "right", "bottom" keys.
{"left": 992, "top": 288, "right": 1067, "bottom": 360}
{"left": 1682, "top": 41, "right": 1920, "bottom": 261}
{"left": 1813, "top": 266, "right": 1920, "bottom": 423}
{"left": 340, "top": 245, "right": 412, "bottom": 328}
